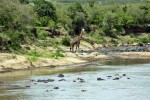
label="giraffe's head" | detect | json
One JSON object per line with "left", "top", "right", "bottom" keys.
{"left": 79, "top": 28, "right": 86, "bottom": 39}
{"left": 82, "top": 28, "right": 85, "bottom": 32}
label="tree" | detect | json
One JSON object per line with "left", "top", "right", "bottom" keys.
{"left": 72, "top": 12, "right": 86, "bottom": 32}
{"left": 68, "top": 3, "right": 87, "bottom": 35}
{"left": 19, "top": 0, "right": 29, "bottom": 4}
{"left": 34, "top": 0, "right": 57, "bottom": 26}
{"left": 102, "top": 11, "right": 124, "bottom": 37}
{"left": 126, "top": 3, "right": 149, "bottom": 25}
{"left": 0, "top": 0, "right": 35, "bottom": 30}
{"left": 88, "top": 0, "right": 96, "bottom": 8}
{"left": 56, "top": 3, "right": 72, "bottom": 31}
{"left": 68, "top": 3, "right": 87, "bottom": 19}
{"left": 0, "top": 0, "right": 36, "bottom": 50}
{"left": 138, "top": 4, "right": 150, "bottom": 24}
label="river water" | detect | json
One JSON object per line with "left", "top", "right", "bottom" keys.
{"left": 0, "top": 58, "right": 150, "bottom": 100}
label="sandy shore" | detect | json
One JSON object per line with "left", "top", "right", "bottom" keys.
{"left": 115, "top": 52, "right": 150, "bottom": 59}
{"left": 1, "top": 51, "right": 150, "bottom": 72}
{"left": 0, "top": 51, "right": 111, "bottom": 72}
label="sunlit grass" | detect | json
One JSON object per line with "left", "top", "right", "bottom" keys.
{"left": 26, "top": 50, "right": 64, "bottom": 59}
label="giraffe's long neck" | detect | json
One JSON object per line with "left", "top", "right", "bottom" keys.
{"left": 75, "top": 32, "right": 83, "bottom": 42}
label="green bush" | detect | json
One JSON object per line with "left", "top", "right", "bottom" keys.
{"left": 34, "top": 0, "right": 57, "bottom": 26}
{"left": 0, "top": 30, "right": 27, "bottom": 50}
{"left": 0, "top": 33, "right": 10, "bottom": 50}
{"left": 0, "top": 0, "right": 35, "bottom": 30}
{"left": 19, "top": 0, "right": 29, "bottom": 4}
{"left": 38, "top": 31, "right": 48, "bottom": 40}
{"left": 0, "top": 33, "right": 10, "bottom": 42}
{"left": 139, "top": 36, "right": 150, "bottom": 43}
{"left": 89, "top": 33, "right": 104, "bottom": 43}
{"left": 129, "top": 34, "right": 136, "bottom": 38}
{"left": 110, "top": 39, "right": 118, "bottom": 44}
{"left": 27, "top": 56, "right": 38, "bottom": 62}
{"left": 61, "top": 37, "right": 70, "bottom": 46}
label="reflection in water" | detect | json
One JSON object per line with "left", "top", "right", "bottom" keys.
{"left": 0, "top": 58, "right": 150, "bottom": 100}
{"left": 97, "top": 57, "right": 150, "bottom": 65}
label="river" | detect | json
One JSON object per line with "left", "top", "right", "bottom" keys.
{"left": 0, "top": 58, "right": 150, "bottom": 100}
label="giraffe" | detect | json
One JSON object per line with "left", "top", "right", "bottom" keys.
{"left": 70, "top": 28, "right": 85, "bottom": 52}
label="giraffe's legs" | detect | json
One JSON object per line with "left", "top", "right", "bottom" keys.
{"left": 76, "top": 42, "right": 80, "bottom": 52}
{"left": 70, "top": 44, "right": 75, "bottom": 52}
{"left": 70, "top": 46, "right": 72, "bottom": 52}
{"left": 78, "top": 42, "right": 80, "bottom": 51}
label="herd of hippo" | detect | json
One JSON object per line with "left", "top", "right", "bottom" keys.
{"left": 34, "top": 73, "right": 130, "bottom": 92}
{"left": 0, "top": 73, "right": 130, "bottom": 92}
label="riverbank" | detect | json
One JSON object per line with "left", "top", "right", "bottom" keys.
{"left": 1, "top": 41, "right": 150, "bottom": 72}
{"left": 0, "top": 51, "right": 110, "bottom": 72}
{"left": 115, "top": 52, "right": 150, "bottom": 59}
{"left": 0, "top": 48, "right": 150, "bottom": 73}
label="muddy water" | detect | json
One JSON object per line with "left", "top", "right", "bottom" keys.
{"left": 0, "top": 58, "right": 150, "bottom": 100}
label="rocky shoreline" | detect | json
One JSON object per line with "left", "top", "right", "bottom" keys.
{"left": 0, "top": 44, "right": 150, "bottom": 73}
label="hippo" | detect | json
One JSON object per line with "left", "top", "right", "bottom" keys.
{"left": 58, "top": 79, "right": 66, "bottom": 81}
{"left": 73, "top": 80, "right": 76, "bottom": 82}
{"left": 107, "top": 76, "right": 112, "bottom": 77}
{"left": 97, "top": 78, "right": 105, "bottom": 81}
{"left": 47, "top": 79, "right": 55, "bottom": 82}
{"left": 53, "top": 87, "right": 59, "bottom": 89}
{"left": 58, "top": 74, "right": 64, "bottom": 77}
{"left": 81, "top": 90, "right": 87, "bottom": 92}
{"left": 122, "top": 74, "right": 126, "bottom": 76}
{"left": 0, "top": 82, "right": 4, "bottom": 85}
{"left": 79, "top": 80, "right": 85, "bottom": 83}
{"left": 113, "top": 77, "right": 120, "bottom": 80}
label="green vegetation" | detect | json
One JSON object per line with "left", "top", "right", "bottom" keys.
{"left": 61, "top": 37, "right": 71, "bottom": 46}
{"left": 0, "top": 0, "right": 150, "bottom": 54}
{"left": 56, "top": 0, "right": 148, "bottom": 4}
{"left": 87, "top": 32, "right": 104, "bottom": 44}
{"left": 26, "top": 50, "right": 64, "bottom": 59}
{"left": 139, "top": 35, "right": 150, "bottom": 43}
{"left": 27, "top": 56, "right": 38, "bottom": 62}
{"left": 34, "top": 0, "right": 57, "bottom": 26}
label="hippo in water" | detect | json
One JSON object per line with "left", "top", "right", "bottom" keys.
{"left": 113, "top": 77, "right": 120, "bottom": 80}
{"left": 97, "top": 78, "right": 105, "bottom": 81}
{"left": 58, "top": 74, "right": 64, "bottom": 77}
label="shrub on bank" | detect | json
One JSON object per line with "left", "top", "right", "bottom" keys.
{"left": 61, "top": 37, "right": 70, "bottom": 46}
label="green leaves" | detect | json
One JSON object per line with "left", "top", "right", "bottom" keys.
{"left": 0, "top": 0, "right": 35, "bottom": 30}
{"left": 34, "top": 0, "right": 57, "bottom": 21}
{"left": 61, "top": 37, "right": 70, "bottom": 46}
{"left": 68, "top": 3, "right": 87, "bottom": 32}
{"left": 68, "top": 3, "right": 86, "bottom": 19}
{"left": 19, "top": 0, "right": 29, "bottom": 4}
{"left": 26, "top": 50, "right": 64, "bottom": 59}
